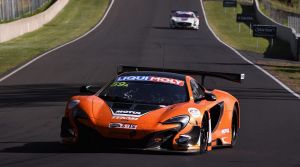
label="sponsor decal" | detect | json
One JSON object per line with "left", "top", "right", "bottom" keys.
{"left": 112, "top": 116, "right": 138, "bottom": 121}
{"left": 117, "top": 76, "right": 184, "bottom": 86}
{"left": 111, "top": 110, "right": 146, "bottom": 118}
{"left": 109, "top": 123, "right": 137, "bottom": 129}
{"left": 188, "top": 108, "right": 201, "bottom": 118}
{"left": 110, "top": 82, "right": 128, "bottom": 87}
{"left": 115, "top": 110, "right": 141, "bottom": 115}
{"left": 221, "top": 128, "right": 230, "bottom": 134}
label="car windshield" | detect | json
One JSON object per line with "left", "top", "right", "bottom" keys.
{"left": 99, "top": 76, "right": 188, "bottom": 105}
{"left": 175, "top": 13, "right": 193, "bottom": 18}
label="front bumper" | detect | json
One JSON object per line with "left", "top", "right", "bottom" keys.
{"left": 171, "top": 21, "right": 197, "bottom": 29}
{"left": 60, "top": 117, "right": 201, "bottom": 152}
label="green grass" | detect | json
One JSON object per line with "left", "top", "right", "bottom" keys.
{"left": 204, "top": 0, "right": 300, "bottom": 94}
{"left": 204, "top": 1, "right": 269, "bottom": 53}
{"left": 262, "top": 0, "right": 300, "bottom": 14}
{"left": 0, "top": 0, "right": 109, "bottom": 75}
{"left": 204, "top": 1, "right": 292, "bottom": 58}
{"left": 257, "top": 60, "right": 300, "bottom": 93}
{"left": 259, "top": 1, "right": 289, "bottom": 25}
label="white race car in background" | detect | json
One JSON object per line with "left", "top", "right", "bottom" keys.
{"left": 170, "top": 11, "right": 199, "bottom": 30}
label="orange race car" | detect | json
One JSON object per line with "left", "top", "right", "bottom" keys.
{"left": 60, "top": 66, "right": 244, "bottom": 153}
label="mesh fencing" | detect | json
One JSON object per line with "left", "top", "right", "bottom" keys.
{"left": 0, "top": 0, "right": 53, "bottom": 22}
{"left": 261, "top": 0, "right": 300, "bottom": 34}
{"left": 288, "top": 15, "right": 300, "bottom": 33}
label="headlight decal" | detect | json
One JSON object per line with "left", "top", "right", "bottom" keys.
{"left": 72, "top": 108, "right": 89, "bottom": 119}
{"left": 67, "top": 100, "right": 80, "bottom": 110}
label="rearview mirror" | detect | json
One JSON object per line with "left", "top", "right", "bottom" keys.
{"left": 80, "top": 85, "right": 96, "bottom": 94}
{"left": 204, "top": 92, "right": 216, "bottom": 101}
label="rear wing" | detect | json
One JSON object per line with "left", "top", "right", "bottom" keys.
{"left": 117, "top": 65, "right": 245, "bottom": 84}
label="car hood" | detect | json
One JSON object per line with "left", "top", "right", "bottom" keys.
{"left": 88, "top": 96, "right": 195, "bottom": 139}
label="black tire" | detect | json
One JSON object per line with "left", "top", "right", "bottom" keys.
{"left": 75, "top": 123, "right": 94, "bottom": 148}
{"left": 230, "top": 107, "right": 238, "bottom": 147}
{"left": 200, "top": 113, "right": 209, "bottom": 154}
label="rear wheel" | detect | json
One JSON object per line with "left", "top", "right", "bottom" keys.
{"left": 230, "top": 107, "right": 238, "bottom": 147}
{"left": 199, "top": 113, "right": 209, "bottom": 154}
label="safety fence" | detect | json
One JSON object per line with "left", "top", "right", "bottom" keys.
{"left": 260, "top": 0, "right": 300, "bottom": 34}
{"left": 254, "top": 0, "right": 300, "bottom": 60}
{"left": 0, "top": 0, "right": 54, "bottom": 22}
{"left": 288, "top": 15, "right": 300, "bottom": 33}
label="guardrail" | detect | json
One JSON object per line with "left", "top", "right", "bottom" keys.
{"left": 253, "top": 0, "right": 300, "bottom": 61}
{"left": 0, "top": 0, "right": 68, "bottom": 43}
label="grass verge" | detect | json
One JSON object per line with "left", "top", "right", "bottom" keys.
{"left": 203, "top": 0, "right": 300, "bottom": 94}
{"left": 257, "top": 60, "right": 300, "bottom": 93}
{"left": 261, "top": 0, "right": 300, "bottom": 14}
{"left": 204, "top": 0, "right": 269, "bottom": 53}
{"left": 0, "top": 0, "right": 109, "bottom": 75}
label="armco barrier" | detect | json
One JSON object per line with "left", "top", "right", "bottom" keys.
{"left": 253, "top": 0, "right": 299, "bottom": 61}
{"left": 0, "top": 0, "right": 69, "bottom": 43}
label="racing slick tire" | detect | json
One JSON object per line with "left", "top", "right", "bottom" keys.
{"left": 230, "top": 107, "right": 238, "bottom": 147}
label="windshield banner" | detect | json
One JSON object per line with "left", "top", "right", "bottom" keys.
{"left": 117, "top": 76, "right": 184, "bottom": 86}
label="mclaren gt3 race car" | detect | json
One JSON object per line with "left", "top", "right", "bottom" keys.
{"left": 170, "top": 10, "right": 200, "bottom": 30}
{"left": 61, "top": 66, "right": 244, "bottom": 153}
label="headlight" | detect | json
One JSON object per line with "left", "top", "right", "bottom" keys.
{"left": 67, "top": 100, "right": 80, "bottom": 110}
{"left": 162, "top": 115, "right": 190, "bottom": 129}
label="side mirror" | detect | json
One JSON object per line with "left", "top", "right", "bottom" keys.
{"left": 194, "top": 96, "right": 204, "bottom": 103}
{"left": 80, "top": 85, "right": 96, "bottom": 94}
{"left": 204, "top": 92, "right": 216, "bottom": 101}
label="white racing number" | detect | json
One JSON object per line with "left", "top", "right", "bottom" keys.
{"left": 109, "top": 123, "right": 137, "bottom": 130}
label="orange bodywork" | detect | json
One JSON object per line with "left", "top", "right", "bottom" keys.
{"left": 61, "top": 74, "right": 240, "bottom": 152}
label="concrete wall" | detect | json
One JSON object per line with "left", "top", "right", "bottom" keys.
{"left": 253, "top": 0, "right": 299, "bottom": 60}
{"left": 0, "top": 0, "right": 69, "bottom": 43}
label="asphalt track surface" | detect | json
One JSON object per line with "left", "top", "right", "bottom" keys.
{"left": 0, "top": 0, "right": 300, "bottom": 166}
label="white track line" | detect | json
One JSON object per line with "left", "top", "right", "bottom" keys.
{"left": 0, "top": 0, "right": 115, "bottom": 83}
{"left": 199, "top": 0, "right": 300, "bottom": 99}
{"left": 1, "top": 0, "right": 299, "bottom": 100}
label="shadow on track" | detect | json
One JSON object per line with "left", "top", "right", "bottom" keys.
{"left": 152, "top": 26, "right": 197, "bottom": 31}
{"left": 0, "top": 141, "right": 195, "bottom": 156}
{"left": 222, "top": 87, "right": 298, "bottom": 100}
{"left": 0, "top": 82, "right": 297, "bottom": 110}
{"left": 0, "top": 84, "right": 103, "bottom": 108}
